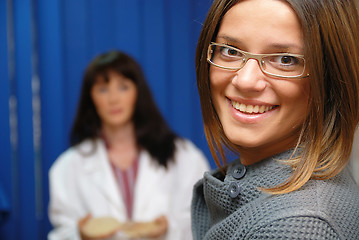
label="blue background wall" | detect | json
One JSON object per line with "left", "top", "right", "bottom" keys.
{"left": 0, "top": 0, "right": 212, "bottom": 239}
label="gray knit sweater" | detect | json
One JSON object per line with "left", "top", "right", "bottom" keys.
{"left": 191, "top": 150, "right": 359, "bottom": 239}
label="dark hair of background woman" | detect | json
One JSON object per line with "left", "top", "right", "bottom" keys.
{"left": 70, "top": 50, "right": 178, "bottom": 167}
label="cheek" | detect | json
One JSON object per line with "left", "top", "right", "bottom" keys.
{"left": 129, "top": 97, "right": 137, "bottom": 112}
{"left": 126, "top": 91, "right": 138, "bottom": 112}
{"left": 93, "top": 100, "right": 107, "bottom": 119}
{"left": 91, "top": 94, "right": 109, "bottom": 119}
{"left": 209, "top": 69, "right": 232, "bottom": 105}
{"left": 209, "top": 67, "right": 229, "bottom": 86}
{"left": 275, "top": 76, "right": 309, "bottom": 98}
{"left": 91, "top": 95, "right": 105, "bottom": 112}
{"left": 295, "top": 81, "right": 310, "bottom": 105}
{"left": 276, "top": 79, "right": 310, "bottom": 119}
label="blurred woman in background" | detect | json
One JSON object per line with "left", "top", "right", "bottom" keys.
{"left": 48, "top": 50, "right": 209, "bottom": 240}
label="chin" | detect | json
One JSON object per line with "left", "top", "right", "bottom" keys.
{"left": 224, "top": 129, "right": 261, "bottom": 148}
{"left": 231, "top": 140, "right": 264, "bottom": 149}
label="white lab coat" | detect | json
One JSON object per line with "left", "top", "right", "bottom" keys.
{"left": 48, "top": 138, "right": 209, "bottom": 240}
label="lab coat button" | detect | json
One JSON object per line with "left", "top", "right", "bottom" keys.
{"left": 228, "top": 182, "right": 240, "bottom": 198}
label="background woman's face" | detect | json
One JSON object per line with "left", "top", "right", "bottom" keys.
{"left": 210, "top": 0, "right": 310, "bottom": 162}
{"left": 91, "top": 71, "right": 137, "bottom": 129}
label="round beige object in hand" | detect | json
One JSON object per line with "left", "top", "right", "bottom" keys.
{"left": 82, "top": 217, "right": 122, "bottom": 238}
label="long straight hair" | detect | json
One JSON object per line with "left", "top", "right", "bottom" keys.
{"left": 196, "top": 0, "right": 359, "bottom": 193}
{"left": 71, "top": 51, "right": 178, "bottom": 167}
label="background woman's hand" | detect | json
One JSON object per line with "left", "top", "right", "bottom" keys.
{"left": 78, "top": 214, "right": 93, "bottom": 240}
{"left": 121, "top": 215, "right": 168, "bottom": 239}
{"left": 146, "top": 215, "right": 168, "bottom": 238}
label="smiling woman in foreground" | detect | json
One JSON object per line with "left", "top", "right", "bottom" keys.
{"left": 191, "top": 0, "right": 359, "bottom": 239}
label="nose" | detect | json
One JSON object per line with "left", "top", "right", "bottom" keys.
{"left": 108, "top": 88, "right": 120, "bottom": 103}
{"left": 231, "top": 59, "right": 266, "bottom": 92}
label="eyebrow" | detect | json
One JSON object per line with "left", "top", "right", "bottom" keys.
{"left": 216, "top": 35, "right": 304, "bottom": 53}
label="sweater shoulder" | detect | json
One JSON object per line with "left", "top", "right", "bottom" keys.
{"left": 243, "top": 174, "right": 359, "bottom": 239}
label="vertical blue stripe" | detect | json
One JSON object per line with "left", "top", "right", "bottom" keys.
{"left": 13, "top": 0, "right": 38, "bottom": 238}
{"left": 142, "top": 0, "right": 168, "bottom": 118}
{"left": 63, "top": 0, "right": 91, "bottom": 139}
{"left": 167, "top": 0, "right": 194, "bottom": 138}
{"left": 0, "top": 0, "right": 11, "bottom": 201}
{"left": 36, "top": 0, "right": 66, "bottom": 237}
{"left": 114, "top": 0, "right": 142, "bottom": 61}
{"left": 0, "top": 0, "right": 14, "bottom": 238}
{"left": 89, "top": 0, "right": 116, "bottom": 57}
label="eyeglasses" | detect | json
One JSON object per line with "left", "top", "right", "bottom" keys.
{"left": 207, "top": 42, "right": 309, "bottom": 79}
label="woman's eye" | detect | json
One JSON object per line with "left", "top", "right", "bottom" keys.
{"left": 220, "top": 47, "right": 241, "bottom": 57}
{"left": 273, "top": 55, "right": 299, "bottom": 65}
{"left": 98, "top": 86, "right": 108, "bottom": 93}
{"left": 118, "top": 84, "right": 129, "bottom": 91}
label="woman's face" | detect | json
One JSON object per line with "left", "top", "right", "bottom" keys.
{"left": 91, "top": 71, "right": 137, "bottom": 129}
{"left": 210, "top": 0, "right": 310, "bottom": 164}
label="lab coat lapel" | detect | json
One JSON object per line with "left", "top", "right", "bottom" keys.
{"left": 83, "top": 139, "right": 127, "bottom": 220}
{"left": 133, "top": 150, "right": 167, "bottom": 220}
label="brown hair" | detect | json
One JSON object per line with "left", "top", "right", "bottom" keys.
{"left": 196, "top": 0, "right": 359, "bottom": 193}
{"left": 71, "top": 51, "right": 178, "bottom": 167}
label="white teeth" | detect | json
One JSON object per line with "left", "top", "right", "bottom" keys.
{"left": 239, "top": 103, "right": 246, "bottom": 112}
{"left": 231, "top": 101, "right": 275, "bottom": 114}
{"left": 259, "top": 105, "right": 265, "bottom": 113}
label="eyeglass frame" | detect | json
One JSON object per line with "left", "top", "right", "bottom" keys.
{"left": 207, "top": 42, "right": 310, "bottom": 79}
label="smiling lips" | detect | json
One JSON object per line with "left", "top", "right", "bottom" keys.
{"left": 230, "top": 100, "right": 277, "bottom": 114}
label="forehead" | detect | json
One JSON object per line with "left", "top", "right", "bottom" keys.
{"left": 94, "top": 70, "right": 132, "bottom": 84}
{"left": 218, "top": 0, "right": 303, "bottom": 53}
{"left": 91, "top": 70, "right": 135, "bottom": 86}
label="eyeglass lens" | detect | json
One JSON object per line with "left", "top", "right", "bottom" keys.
{"left": 208, "top": 44, "right": 305, "bottom": 77}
